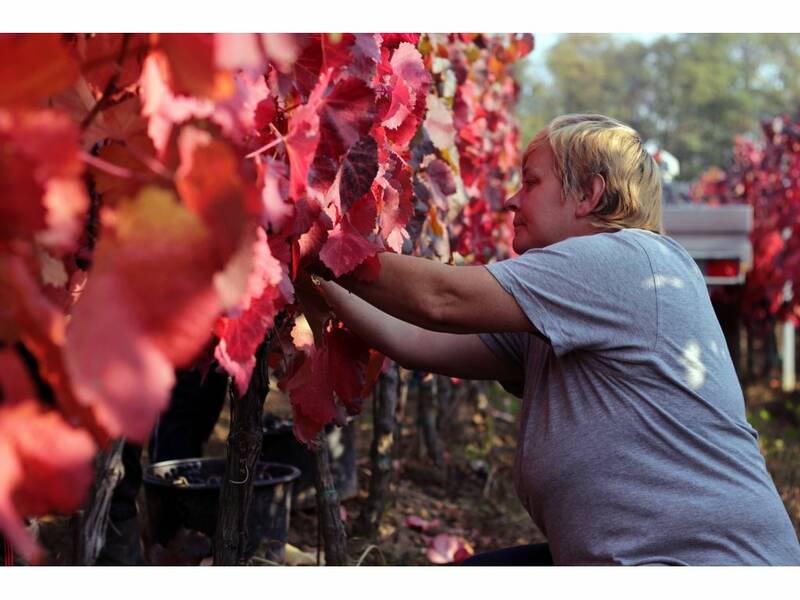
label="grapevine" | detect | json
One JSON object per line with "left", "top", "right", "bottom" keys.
{"left": 0, "top": 32, "right": 532, "bottom": 562}
{"left": 693, "top": 112, "right": 800, "bottom": 328}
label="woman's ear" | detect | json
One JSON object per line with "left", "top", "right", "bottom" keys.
{"left": 575, "top": 173, "right": 606, "bottom": 217}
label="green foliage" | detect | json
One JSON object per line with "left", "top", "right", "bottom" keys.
{"left": 518, "top": 34, "right": 800, "bottom": 180}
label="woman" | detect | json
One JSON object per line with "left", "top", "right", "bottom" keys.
{"left": 300, "top": 113, "right": 800, "bottom": 565}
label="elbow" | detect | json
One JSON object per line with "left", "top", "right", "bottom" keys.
{"left": 404, "top": 287, "right": 445, "bottom": 332}
{"left": 418, "top": 296, "right": 467, "bottom": 334}
{"left": 415, "top": 276, "right": 462, "bottom": 333}
{"left": 417, "top": 299, "right": 442, "bottom": 332}
{"left": 404, "top": 263, "right": 465, "bottom": 333}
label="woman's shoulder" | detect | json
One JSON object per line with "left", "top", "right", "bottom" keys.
{"left": 542, "top": 228, "right": 662, "bottom": 268}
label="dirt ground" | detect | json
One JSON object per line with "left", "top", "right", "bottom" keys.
{"left": 278, "top": 380, "right": 545, "bottom": 566}
{"left": 204, "top": 378, "right": 544, "bottom": 566}
{"left": 30, "top": 369, "right": 800, "bottom": 566}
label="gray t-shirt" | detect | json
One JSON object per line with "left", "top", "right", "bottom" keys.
{"left": 480, "top": 228, "right": 800, "bottom": 565}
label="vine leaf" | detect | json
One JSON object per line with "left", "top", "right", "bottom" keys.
{"left": 0, "top": 349, "right": 96, "bottom": 564}
{"left": 176, "top": 126, "right": 261, "bottom": 267}
{"left": 213, "top": 227, "right": 286, "bottom": 395}
{"left": 0, "top": 109, "right": 89, "bottom": 254}
{"left": 158, "top": 34, "right": 235, "bottom": 100}
{"left": 0, "top": 34, "right": 79, "bottom": 108}
{"left": 309, "top": 76, "right": 377, "bottom": 189}
{"left": 339, "top": 136, "right": 379, "bottom": 212}
{"left": 282, "top": 327, "right": 369, "bottom": 444}
{"left": 319, "top": 219, "right": 380, "bottom": 278}
{"left": 78, "top": 33, "right": 148, "bottom": 94}
{"left": 64, "top": 187, "right": 230, "bottom": 442}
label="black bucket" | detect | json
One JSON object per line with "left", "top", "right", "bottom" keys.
{"left": 261, "top": 416, "right": 358, "bottom": 509}
{"left": 143, "top": 458, "right": 300, "bottom": 562}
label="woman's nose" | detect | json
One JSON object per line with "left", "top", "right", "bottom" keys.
{"left": 504, "top": 190, "right": 520, "bottom": 211}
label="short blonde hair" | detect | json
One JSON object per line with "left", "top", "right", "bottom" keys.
{"left": 525, "top": 114, "right": 663, "bottom": 233}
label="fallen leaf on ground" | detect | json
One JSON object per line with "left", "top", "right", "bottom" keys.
{"left": 284, "top": 543, "right": 318, "bottom": 566}
{"left": 404, "top": 515, "right": 440, "bottom": 532}
{"left": 425, "top": 533, "right": 474, "bottom": 565}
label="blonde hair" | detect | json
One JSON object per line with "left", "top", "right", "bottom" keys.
{"left": 525, "top": 113, "right": 663, "bottom": 233}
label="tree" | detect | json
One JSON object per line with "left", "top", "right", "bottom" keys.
{"left": 519, "top": 33, "right": 800, "bottom": 180}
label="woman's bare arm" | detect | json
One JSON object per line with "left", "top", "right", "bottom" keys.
{"left": 316, "top": 279, "right": 522, "bottom": 382}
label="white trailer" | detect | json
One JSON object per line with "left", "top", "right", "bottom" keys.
{"left": 662, "top": 204, "right": 753, "bottom": 286}
{"left": 663, "top": 203, "right": 793, "bottom": 389}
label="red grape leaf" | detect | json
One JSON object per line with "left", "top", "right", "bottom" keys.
{"left": 296, "top": 34, "right": 377, "bottom": 86}
{"left": 282, "top": 327, "right": 369, "bottom": 445}
{"left": 158, "top": 34, "right": 235, "bottom": 100}
{"left": 0, "top": 348, "right": 95, "bottom": 563}
{"left": 508, "top": 33, "right": 535, "bottom": 60}
{"left": 380, "top": 34, "right": 421, "bottom": 50}
{"left": 347, "top": 193, "right": 378, "bottom": 237}
{"left": 259, "top": 156, "right": 294, "bottom": 235}
{"left": 290, "top": 315, "right": 315, "bottom": 353}
{"left": 319, "top": 220, "right": 380, "bottom": 278}
{"left": 361, "top": 348, "right": 388, "bottom": 396}
{"left": 390, "top": 43, "right": 430, "bottom": 116}
{"left": 282, "top": 345, "right": 338, "bottom": 445}
{"left": 381, "top": 77, "right": 412, "bottom": 130}
{"left": 424, "top": 94, "right": 456, "bottom": 150}
{"left": 285, "top": 70, "right": 328, "bottom": 200}
{"left": 2, "top": 109, "right": 83, "bottom": 179}
{"left": 77, "top": 33, "right": 148, "bottom": 93}
{"left": 327, "top": 328, "right": 369, "bottom": 414}
{"left": 291, "top": 35, "right": 324, "bottom": 98}
{"left": 309, "top": 77, "right": 377, "bottom": 189}
{"left": 209, "top": 70, "right": 270, "bottom": 149}
{"left": 1, "top": 254, "right": 108, "bottom": 443}
{"left": 338, "top": 136, "right": 379, "bottom": 212}
{"left": 376, "top": 155, "right": 414, "bottom": 252}
{"left": 383, "top": 108, "right": 422, "bottom": 151}
{"left": 64, "top": 187, "right": 226, "bottom": 442}
{"left": 0, "top": 109, "right": 89, "bottom": 254}
{"left": 260, "top": 34, "right": 307, "bottom": 74}
{"left": 176, "top": 126, "right": 261, "bottom": 267}
{"left": 213, "top": 34, "right": 265, "bottom": 73}
{"left": 254, "top": 95, "right": 276, "bottom": 132}
{"left": 211, "top": 224, "right": 271, "bottom": 312}
{"left": 89, "top": 134, "right": 154, "bottom": 206}
{"left": 214, "top": 284, "right": 282, "bottom": 395}
{"left": 213, "top": 227, "right": 285, "bottom": 394}
{"left": 425, "top": 158, "right": 457, "bottom": 210}
{"left": 346, "top": 34, "right": 381, "bottom": 83}
{"left": 318, "top": 78, "right": 377, "bottom": 157}
{"left": 139, "top": 52, "right": 215, "bottom": 158}
{"left": 321, "top": 33, "right": 356, "bottom": 75}
{"left": 51, "top": 83, "right": 149, "bottom": 152}
{"left": 291, "top": 195, "right": 324, "bottom": 238}
{"left": 293, "top": 220, "right": 329, "bottom": 279}
{"left": 0, "top": 137, "right": 46, "bottom": 241}
{"left": 426, "top": 533, "right": 475, "bottom": 564}
{"left": 379, "top": 43, "right": 431, "bottom": 149}
{"left": 0, "top": 34, "right": 79, "bottom": 108}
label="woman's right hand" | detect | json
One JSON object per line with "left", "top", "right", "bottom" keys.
{"left": 294, "top": 269, "right": 334, "bottom": 347}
